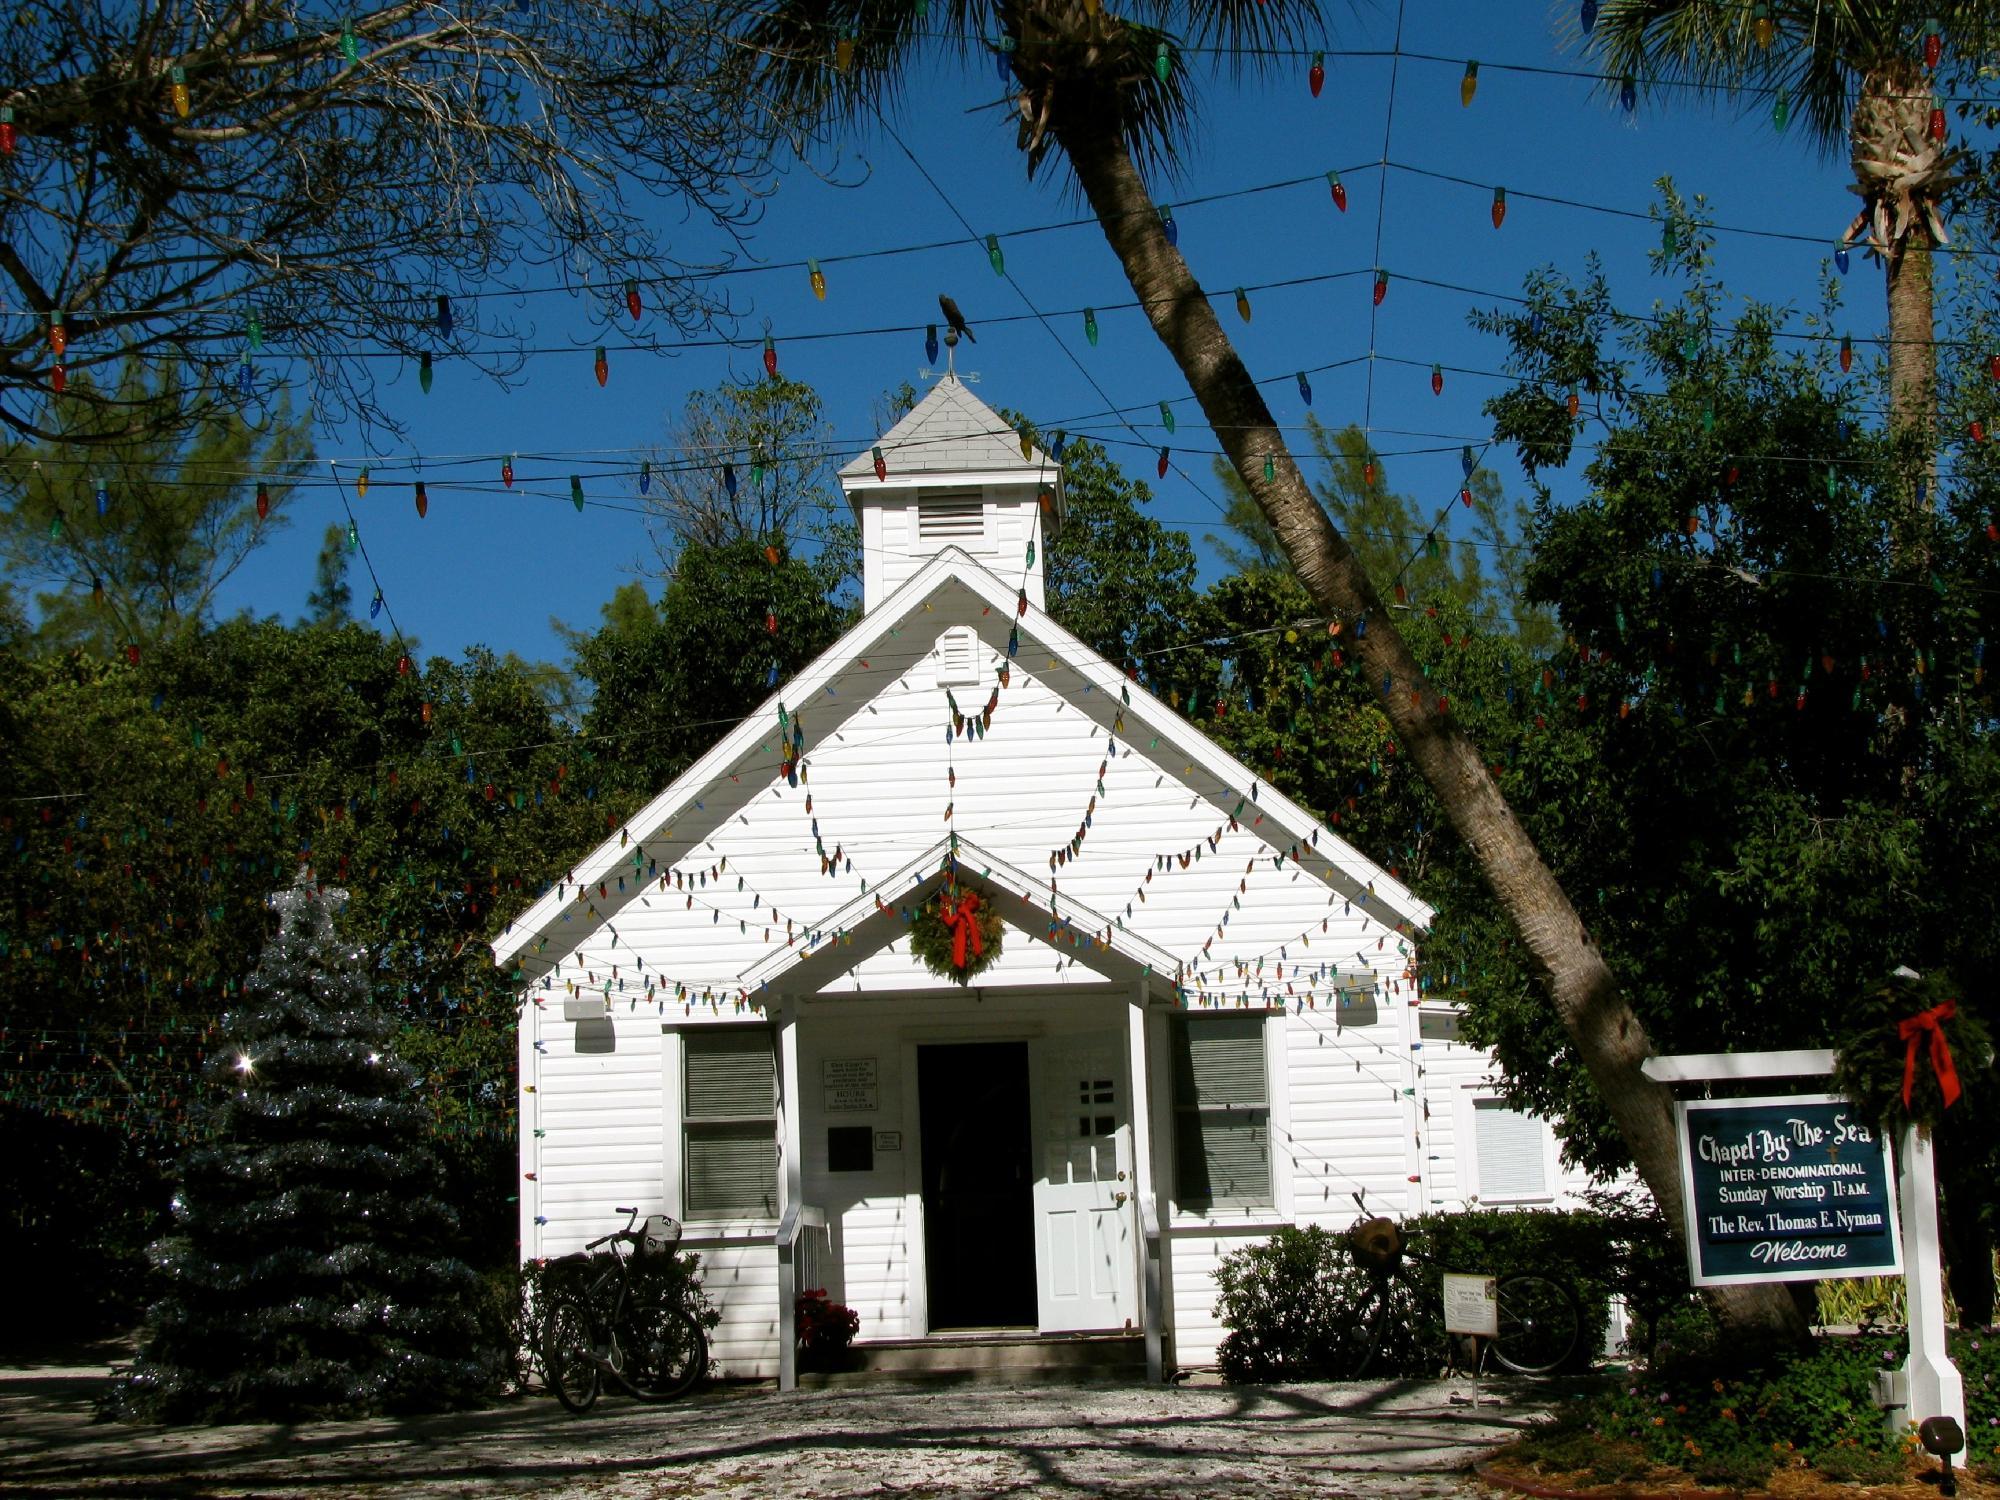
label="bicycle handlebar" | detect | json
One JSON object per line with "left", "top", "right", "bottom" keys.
{"left": 585, "top": 1206, "right": 644, "bottom": 1252}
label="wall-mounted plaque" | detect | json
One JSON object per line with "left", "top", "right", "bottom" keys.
{"left": 822, "top": 1056, "right": 879, "bottom": 1114}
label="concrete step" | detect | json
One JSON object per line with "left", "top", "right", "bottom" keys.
{"left": 797, "top": 1330, "right": 1149, "bottom": 1388}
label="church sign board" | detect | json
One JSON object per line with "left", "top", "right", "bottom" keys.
{"left": 1675, "top": 1094, "right": 1902, "bottom": 1286}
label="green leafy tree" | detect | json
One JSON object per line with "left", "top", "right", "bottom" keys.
{"left": 304, "top": 524, "right": 354, "bottom": 626}
{"left": 730, "top": 1, "right": 1777, "bottom": 1337}
{"left": 0, "top": 364, "right": 312, "bottom": 651}
{"left": 118, "top": 873, "right": 495, "bottom": 1421}
{"left": 1465, "top": 221, "right": 1999, "bottom": 1321}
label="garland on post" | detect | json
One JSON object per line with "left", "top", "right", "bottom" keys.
{"left": 1831, "top": 968, "right": 1988, "bottom": 1133}
{"left": 909, "top": 887, "right": 1003, "bottom": 985}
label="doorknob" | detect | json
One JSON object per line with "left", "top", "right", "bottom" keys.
{"left": 1113, "top": 1191, "right": 1129, "bottom": 1207}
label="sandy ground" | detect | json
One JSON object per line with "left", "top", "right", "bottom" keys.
{"left": 0, "top": 1349, "right": 1560, "bottom": 1499}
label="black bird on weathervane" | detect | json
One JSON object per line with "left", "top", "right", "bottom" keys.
{"left": 938, "top": 293, "right": 975, "bottom": 343}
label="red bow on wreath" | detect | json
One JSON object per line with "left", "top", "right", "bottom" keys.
{"left": 938, "top": 890, "right": 985, "bottom": 970}
{"left": 1898, "top": 999, "right": 1963, "bottom": 1111}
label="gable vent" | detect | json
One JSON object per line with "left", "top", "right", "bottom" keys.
{"left": 935, "top": 627, "right": 980, "bottom": 687}
{"left": 918, "top": 493, "right": 984, "bottom": 539}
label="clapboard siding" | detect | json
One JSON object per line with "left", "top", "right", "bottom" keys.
{"left": 685, "top": 1241, "right": 783, "bottom": 1377}
{"left": 1166, "top": 1225, "right": 1288, "bottom": 1370}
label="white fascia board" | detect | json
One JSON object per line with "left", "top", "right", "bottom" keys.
{"left": 491, "top": 548, "right": 993, "bottom": 969}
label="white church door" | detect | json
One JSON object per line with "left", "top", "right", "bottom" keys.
{"left": 1030, "top": 1032, "right": 1139, "bottom": 1333}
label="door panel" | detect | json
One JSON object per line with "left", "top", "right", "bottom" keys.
{"left": 1030, "top": 1032, "right": 1139, "bottom": 1332}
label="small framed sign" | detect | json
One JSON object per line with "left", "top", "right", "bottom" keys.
{"left": 1442, "top": 1274, "right": 1498, "bottom": 1338}
{"left": 822, "top": 1057, "right": 879, "bottom": 1114}
{"left": 1676, "top": 1093, "right": 1901, "bottom": 1286}
{"left": 874, "top": 1130, "right": 903, "bottom": 1153}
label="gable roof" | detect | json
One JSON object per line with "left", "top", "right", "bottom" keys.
{"left": 492, "top": 547, "right": 1431, "bottom": 975}
{"left": 835, "top": 374, "right": 1055, "bottom": 485}
{"left": 737, "top": 837, "right": 1187, "bottom": 998}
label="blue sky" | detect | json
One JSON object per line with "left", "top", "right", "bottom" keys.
{"left": 207, "top": 0, "right": 1925, "bottom": 670}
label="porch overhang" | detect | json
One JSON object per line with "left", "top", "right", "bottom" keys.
{"left": 738, "top": 838, "right": 1183, "bottom": 1000}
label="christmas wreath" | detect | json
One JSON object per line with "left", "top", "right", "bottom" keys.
{"left": 909, "top": 887, "right": 1004, "bottom": 985}
{"left": 1831, "top": 969, "right": 1988, "bottom": 1134}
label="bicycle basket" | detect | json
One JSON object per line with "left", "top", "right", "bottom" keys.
{"left": 641, "top": 1214, "right": 683, "bottom": 1255}
{"left": 1348, "top": 1216, "right": 1405, "bottom": 1272}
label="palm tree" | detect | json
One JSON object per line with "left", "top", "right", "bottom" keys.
{"left": 1586, "top": 2, "right": 1994, "bottom": 462}
{"left": 731, "top": 0, "right": 1804, "bottom": 1346}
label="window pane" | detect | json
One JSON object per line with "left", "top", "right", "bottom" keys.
{"left": 686, "top": 1122, "right": 778, "bottom": 1218}
{"left": 1171, "top": 1015, "right": 1268, "bottom": 1109}
{"left": 685, "top": 1029, "right": 773, "bottom": 1120}
{"left": 1475, "top": 1100, "right": 1548, "bottom": 1199}
{"left": 1174, "top": 1110, "right": 1270, "bottom": 1211}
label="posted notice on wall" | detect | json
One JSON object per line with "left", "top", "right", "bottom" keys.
{"left": 822, "top": 1057, "right": 879, "bottom": 1114}
{"left": 1676, "top": 1093, "right": 1901, "bottom": 1286}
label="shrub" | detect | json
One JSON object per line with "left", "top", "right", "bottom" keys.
{"left": 1213, "top": 1225, "right": 1381, "bottom": 1382}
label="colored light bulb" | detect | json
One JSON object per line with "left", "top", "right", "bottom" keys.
{"left": 357, "top": 465, "right": 369, "bottom": 498}
{"left": 50, "top": 363, "right": 64, "bottom": 394}
{"left": 1620, "top": 73, "right": 1636, "bottom": 114}
{"left": 1491, "top": 185, "right": 1506, "bottom": 228}
{"left": 237, "top": 361, "right": 253, "bottom": 397}
{"left": 346, "top": 518, "right": 359, "bottom": 551}
{"left": 436, "top": 294, "right": 452, "bottom": 336}
{"left": 808, "top": 259, "right": 826, "bottom": 299}
{"left": 414, "top": 480, "right": 428, "bottom": 518}
{"left": 1234, "top": 286, "right": 1251, "bottom": 322}
{"left": 1461, "top": 445, "right": 1476, "bottom": 477}
{"left": 1159, "top": 206, "right": 1177, "bottom": 247}
{"left": 1297, "top": 371, "right": 1313, "bottom": 406}
{"left": 1159, "top": 401, "right": 1175, "bottom": 435}
{"left": 1928, "top": 106, "right": 1945, "bottom": 142}
{"left": 1924, "top": 20, "right": 1943, "bottom": 70}
{"left": 1773, "top": 87, "right": 1789, "bottom": 132}
{"left": 986, "top": 233, "right": 1004, "bottom": 274}
{"left": 1, "top": 106, "right": 15, "bottom": 153}
{"left": 1019, "top": 426, "right": 1033, "bottom": 460}
{"left": 1154, "top": 40, "right": 1169, "bottom": 83}
{"left": 501, "top": 456, "right": 514, "bottom": 487}
{"left": 246, "top": 311, "right": 263, "bottom": 352}
{"left": 419, "top": 351, "right": 433, "bottom": 392}
{"left": 48, "top": 511, "right": 62, "bottom": 539}
{"left": 639, "top": 460, "right": 651, "bottom": 495}
{"left": 1461, "top": 60, "right": 1478, "bottom": 107}
{"left": 1083, "top": 308, "right": 1098, "bottom": 345}
{"left": 1372, "top": 269, "right": 1388, "bottom": 305}
{"left": 569, "top": 475, "right": 584, "bottom": 511}
{"left": 723, "top": 462, "right": 737, "bottom": 496}
{"left": 1834, "top": 243, "right": 1850, "bottom": 274}
{"left": 1310, "top": 51, "right": 1325, "bottom": 97}
{"left": 1971, "top": 419, "right": 1986, "bottom": 443}
{"left": 48, "top": 313, "right": 66, "bottom": 358}
{"left": 1156, "top": 447, "right": 1169, "bottom": 479}
{"left": 1990, "top": 354, "right": 2000, "bottom": 382}
{"left": 1840, "top": 334, "right": 1853, "bottom": 372}
{"left": 625, "top": 279, "right": 642, "bottom": 320}
{"left": 594, "top": 347, "right": 608, "bottom": 386}
{"left": 836, "top": 35, "right": 853, "bottom": 71}
{"left": 872, "top": 446, "right": 887, "bottom": 481}
{"left": 340, "top": 17, "right": 359, "bottom": 63}
{"left": 1581, "top": 0, "right": 1597, "bottom": 34}
{"left": 96, "top": 482, "right": 108, "bottom": 516}
{"left": 1566, "top": 388, "right": 1580, "bottom": 417}
{"left": 1430, "top": 364, "right": 1443, "bottom": 396}
{"left": 1263, "top": 454, "right": 1275, "bottom": 482}
{"left": 1753, "top": 3, "right": 1774, "bottom": 48}
{"left": 170, "top": 66, "right": 189, "bottom": 118}
{"left": 1327, "top": 170, "right": 1347, "bottom": 212}
{"left": 925, "top": 323, "right": 939, "bottom": 363}
{"left": 370, "top": 589, "right": 382, "bottom": 619}
{"left": 762, "top": 335, "right": 777, "bottom": 377}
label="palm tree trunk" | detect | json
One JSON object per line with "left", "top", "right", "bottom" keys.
{"left": 1885, "top": 228, "right": 1935, "bottom": 448}
{"left": 1053, "top": 115, "right": 1806, "bottom": 1347}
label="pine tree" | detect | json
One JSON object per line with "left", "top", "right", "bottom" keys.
{"left": 117, "top": 870, "right": 496, "bottom": 1421}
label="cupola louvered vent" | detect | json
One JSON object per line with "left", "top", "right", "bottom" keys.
{"left": 918, "top": 492, "right": 984, "bottom": 539}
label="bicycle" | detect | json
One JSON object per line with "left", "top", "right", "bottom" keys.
{"left": 1345, "top": 1216, "right": 1582, "bottom": 1378}
{"left": 538, "top": 1206, "right": 709, "bottom": 1413}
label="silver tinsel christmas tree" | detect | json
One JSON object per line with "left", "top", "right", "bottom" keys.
{"left": 116, "top": 870, "right": 498, "bottom": 1421}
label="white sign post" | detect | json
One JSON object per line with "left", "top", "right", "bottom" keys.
{"left": 1641, "top": 1049, "right": 1964, "bottom": 1435}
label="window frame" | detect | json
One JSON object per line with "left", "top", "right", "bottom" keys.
{"left": 1169, "top": 1012, "right": 1277, "bottom": 1217}
{"left": 677, "top": 1025, "right": 779, "bottom": 1225}
{"left": 1460, "top": 1090, "right": 1560, "bottom": 1207}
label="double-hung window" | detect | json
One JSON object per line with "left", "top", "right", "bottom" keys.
{"left": 1171, "top": 1014, "right": 1272, "bottom": 1212}
{"left": 1470, "top": 1097, "right": 1552, "bottom": 1204}
{"left": 682, "top": 1029, "right": 777, "bottom": 1220}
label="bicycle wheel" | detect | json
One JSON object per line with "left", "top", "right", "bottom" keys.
{"left": 540, "top": 1293, "right": 603, "bottom": 1412}
{"left": 1491, "top": 1273, "right": 1581, "bottom": 1375}
{"left": 629, "top": 1303, "right": 708, "bottom": 1402}
{"left": 1350, "top": 1269, "right": 1422, "bottom": 1379}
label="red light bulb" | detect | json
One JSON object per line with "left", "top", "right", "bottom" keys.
{"left": 1491, "top": 186, "right": 1506, "bottom": 229}
{"left": 1430, "top": 364, "right": 1443, "bottom": 396}
{"left": 763, "top": 335, "right": 777, "bottom": 377}
{"left": 1327, "top": 171, "right": 1347, "bottom": 212}
{"left": 415, "top": 481, "right": 428, "bottom": 518}
{"left": 255, "top": 481, "right": 270, "bottom": 520}
{"left": 1372, "top": 270, "right": 1388, "bottom": 306}
{"left": 594, "top": 347, "right": 608, "bottom": 387}
{"left": 1156, "top": 447, "right": 1169, "bottom": 478}
{"left": 50, "top": 363, "right": 65, "bottom": 394}
{"left": 1309, "top": 51, "right": 1324, "bottom": 97}
{"left": 501, "top": 456, "right": 514, "bottom": 488}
